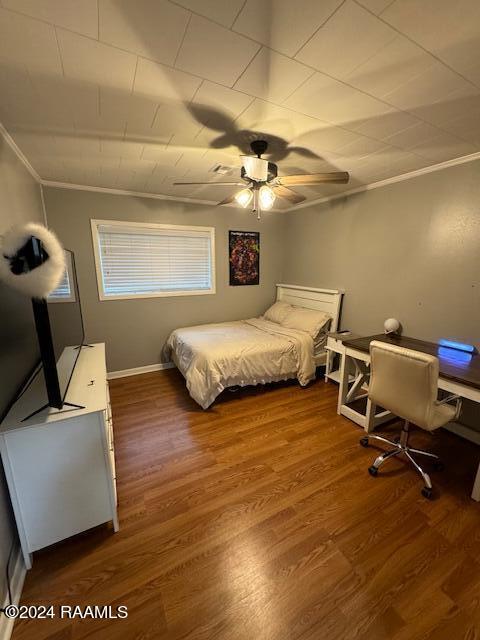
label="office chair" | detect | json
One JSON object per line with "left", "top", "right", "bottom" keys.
{"left": 360, "top": 340, "right": 461, "bottom": 499}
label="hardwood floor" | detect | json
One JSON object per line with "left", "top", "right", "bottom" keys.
{"left": 12, "top": 370, "right": 480, "bottom": 640}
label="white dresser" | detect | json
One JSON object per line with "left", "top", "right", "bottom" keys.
{"left": 0, "top": 343, "right": 118, "bottom": 569}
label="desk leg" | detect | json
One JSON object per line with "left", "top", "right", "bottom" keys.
{"left": 345, "top": 360, "right": 369, "bottom": 404}
{"left": 324, "top": 349, "right": 332, "bottom": 382}
{"left": 472, "top": 463, "right": 480, "bottom": 502}
{"left": 337, "top": 353, "right": 348, "bottom": 415}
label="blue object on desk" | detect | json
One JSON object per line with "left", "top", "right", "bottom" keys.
{"left": 438, "top": 346, "right": 472, "bottom": 365}
{"left": 438, "top": 339, "right": 476, "bottom": 354}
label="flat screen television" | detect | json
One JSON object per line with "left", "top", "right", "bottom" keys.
{"left": 33, "top": 245, "right": 86, "bottom": 411}
{"left": 0, "top": 237, "right": 86, "bottom": 422}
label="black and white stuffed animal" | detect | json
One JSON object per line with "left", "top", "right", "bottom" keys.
{"left": 0, "top": 223, "right": 65, "bottom": 298}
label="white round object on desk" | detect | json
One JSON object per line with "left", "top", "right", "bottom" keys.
{"left": 384, "top": 318, "right": 400, "bottom": 334}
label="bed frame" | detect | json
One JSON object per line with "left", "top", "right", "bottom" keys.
{"left": 276, "top": 284, "right": 344, "bottom": 332}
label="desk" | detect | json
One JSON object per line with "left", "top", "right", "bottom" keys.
{"left": 337, "top": 334, "right": 480, "bottom": 501}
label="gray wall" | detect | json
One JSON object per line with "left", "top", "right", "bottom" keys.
{"left": 0, "top": 136, "right": 45, "bottom": 603}
{"left": 284, "top": 160, "right": 480, "bottom": 345}
{"left": 44, "top": 187, "right": 286, "bottom": 372}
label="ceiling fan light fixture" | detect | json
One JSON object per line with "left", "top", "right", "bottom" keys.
{"left": 259, "top": 185, "right": 275, "bottom": 210}
{"left": 235, "top": 188, "right": 253, "bottom": 208}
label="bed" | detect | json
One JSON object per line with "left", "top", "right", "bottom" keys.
{"left": 165, "top": 284, "right": 344, "bottom": 409}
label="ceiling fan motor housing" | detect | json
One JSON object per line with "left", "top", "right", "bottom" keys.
{"left": 250, "top": 139, "right": 269, "bottom": 157}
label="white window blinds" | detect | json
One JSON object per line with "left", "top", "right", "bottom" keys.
{"left": 48, "top": 252, "right": 75, "bottom": 302}
{"left": 93, "top": 222, "right": 215, "bottom": 299}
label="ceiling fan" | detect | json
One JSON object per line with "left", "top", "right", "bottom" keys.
{"left": 173, "top": 139, "right": 349, "bottom": 218}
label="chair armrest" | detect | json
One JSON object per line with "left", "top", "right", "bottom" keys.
{"left": 436, "top": 393, "right": 460, "bottom": 405}
{"left": 435, "top": 394, "right": 462, "bottom": 419}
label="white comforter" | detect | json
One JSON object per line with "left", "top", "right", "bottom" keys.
{"left": 165, "top": 318, "right": 316, "bottom": 409}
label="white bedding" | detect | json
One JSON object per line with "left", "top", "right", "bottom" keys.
{"left": 165, "top": 318, "right": 317, "bottom": 409}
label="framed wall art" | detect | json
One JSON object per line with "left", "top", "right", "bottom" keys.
{"left": 229, "top": 230, "right": 260, "bottom": 286}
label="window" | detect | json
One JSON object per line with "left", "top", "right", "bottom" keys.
{"left": 48, "top": 251, "right": 76, "bottom": 302}
{"left": 91, "top": 219, "right": 215, "bottom": 300}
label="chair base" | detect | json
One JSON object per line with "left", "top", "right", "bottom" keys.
{"left": 360, "top": 421, "right": 442, "bottom": 499}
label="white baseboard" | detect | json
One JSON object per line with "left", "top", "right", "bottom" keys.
{"left": 107, "top": 362, "right": 175, "bottom": 380}
{"left": 0, "top": 545, "right": 27, "bottom": 640}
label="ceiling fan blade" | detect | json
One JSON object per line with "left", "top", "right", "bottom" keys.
{"left": 278, "top": 172, "right": 350, "bottom": 186}
{"left": 217, "top": 193, "right": 236, "bottom": 206}
{"left": 173, "top": 181, "right": 244, "bottom": 186}
{"left": 273, "top": 185, "right": 306, "bottom": 205}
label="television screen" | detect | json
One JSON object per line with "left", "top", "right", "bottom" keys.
{"left": 47, "top": 250, "right": 85, "bottom": 402}
{"left": 0, "top": 283, "right": 40, "bottom": 422}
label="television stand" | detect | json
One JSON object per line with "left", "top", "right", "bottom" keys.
{"left": 19, "top": 344, "right": 93, "bottom": 421}
{"left": 0, "top": 343, "right": 118, "bottom": 569}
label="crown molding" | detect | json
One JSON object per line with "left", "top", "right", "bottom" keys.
{"left": 41, "top": 180, "right": 291, "bottom": 211}
{"left": 0, "top": 121, "right": 41, "bottom": 183}
{"left": 41, "top": 180, "right": 219, "bottom": 206}
{"left": 285, "top": 150, "right": 480, "bottom": 212}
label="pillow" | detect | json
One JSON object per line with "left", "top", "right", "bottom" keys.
{"left": 263, "top": 300, "right": 292, "bottom": 324}
{"left": 281, "top": 306, "right": 331, "bottom": 339}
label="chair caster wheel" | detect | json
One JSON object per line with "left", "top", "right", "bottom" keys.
{"left": 360, "top": 437, "right": 369, "bottom": 448}
{"left": 433, "top": 461, "right": 444, "bottom": 472}
{"left": 368, "top": 466, "right": 378, "bottom": 477}
{"left": 394, "top": 437, "right": 400, "bottom": 444}
{"left": 421, "top": 486, "right": 433, "bottom": 499}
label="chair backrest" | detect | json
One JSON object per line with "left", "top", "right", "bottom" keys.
{"left": 368, "top": 340, "right": 439, "bottom": 429}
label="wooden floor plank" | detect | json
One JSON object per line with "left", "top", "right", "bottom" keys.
{"left": 12, "top": 369, "right": 480, "bottom": 640}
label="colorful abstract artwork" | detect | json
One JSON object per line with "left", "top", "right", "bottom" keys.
{"left": 229, "top": 230, "right": 260, "bottom": 286}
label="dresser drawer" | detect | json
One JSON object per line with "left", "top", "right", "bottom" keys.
{"left": 326, "top": 336, "right": 345, "bottom": 353}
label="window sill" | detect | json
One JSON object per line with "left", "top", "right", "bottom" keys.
{"left": 98, "top": 288, "right": 216, "bottom": 301}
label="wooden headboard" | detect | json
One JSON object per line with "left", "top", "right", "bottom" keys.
{"left": 276, "top": 284, "right": 344, "bottom": 332}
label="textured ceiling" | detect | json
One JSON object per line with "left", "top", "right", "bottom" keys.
{"left": 1, "top": 0, "right": 480, "bottom": 208}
